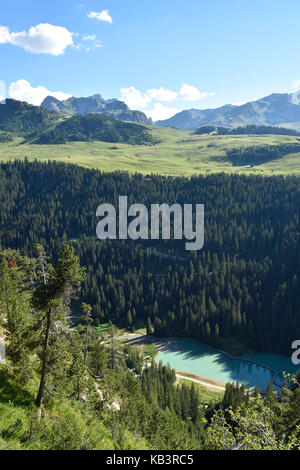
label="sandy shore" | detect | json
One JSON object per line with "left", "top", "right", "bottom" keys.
{"left": 176, "top": 371, "right": 226, "bottom": 391}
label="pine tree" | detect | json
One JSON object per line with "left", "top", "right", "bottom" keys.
{"left": 80, "top": 303, "right": 93, "bottom": 365}
{"left": 0, "top": 255, "right": 33, "bottom": 383}
{"left": 107, "top": 321, "right": 120, "bottom": 371}
{"left": 34, "top": 245, "right": 85, "bottom": 408}
{"left": 146, "top": 317, "right": 154, "bottom": 335}
{"left": 89, "top": 338, "right": 108, "bottom": 378}
{"left": 68, "top": 333, "right": 87, "bottom": 400}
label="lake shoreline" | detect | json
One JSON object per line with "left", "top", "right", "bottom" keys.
{"left": 176, "top": 371, "right": 227, "bottom": 390}
{"left": 166, "top": 337, "right": 282, "bottom": 378}
{"left": 121, "top": 332, "right": 294, "bottom": 390}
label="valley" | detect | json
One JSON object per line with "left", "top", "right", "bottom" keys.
{"left": 1, "top": 0, "right": 300, "bottom": 453}
{"left": 1, "top": 125, "right": 300, "bottom": 175}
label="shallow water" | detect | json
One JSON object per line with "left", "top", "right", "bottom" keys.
{"left": 156, "top": 339, "right": 299, "bottom": 391}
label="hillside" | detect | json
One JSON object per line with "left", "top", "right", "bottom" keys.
{"left": 1, "top": 126, "right": 300, "bottom": 175}
{"left": 0, "top": 244, "right": 222, "bottom": 450}
{"left": 35, "top": 113, "right": 155, "bottom": 145}
{"left": 194, "top": 124, "right": 300, "bottom": 136}
{"left": 0, "top": 100, "right": 300, "bottom": 173}
{"left": 0, "top": 99, "right": 62, "bottom": 135}
{"left": 0, "top": 161, "right": 299, "bottom": 355}
{"left": 0, "top": 164, "right": 299, "bottom": 450}
{"left": 41, "top": 94, "right": 152, "bottom": 125}
{"left": 0, "top": 99, "right": 154, "bottom": 146}
{"left": 156, "top": 91, "right": 300, "bottom": 130}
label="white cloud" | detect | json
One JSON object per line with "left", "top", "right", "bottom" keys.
{"left": 120, "top": 86, "right": 152, "bottom": 109}
{"left": 144, "top": 103, "right": 180, "bottom": 122}
{"left": 0, "top": 23, "right": 73, "bottom": 55}
{"left": 291, "top": 89, "right": 300, "bottom": 105}
{"left": 83, "top": 35, "right": 96, "bottom": 41}
{"left": 9, "top": 79, "right": 71, "bottom": 106}
{"left": 292, "top": 80, "right": 300, "bottom": 91}
{"left": 120, "top": 83, "right": 215, "bottom": 120}
{"left": 0, "top": 80, "right": 6, "bottom": 102}
{"left": 88, "top": 10, "right": 113, "bottom": 24}
{"left": 179, "top": 83, "right": 215, "bottom": 101}
{"left": 232, "top": 100, "right": 246, "bottom": 106}
{"left": 147, "top": 87, "right": 178, "bottom": 102}
{"left": 232, "top": 97, "right": 259, "bottom": 106}
{"left": 79, "top": 35, "right": 102, "bottom": 50}
{"left": 120, "top": 83, "right": 215, "bottom": 110}
{"left": 0, "top": 26, "right": 10, "bottom": 43}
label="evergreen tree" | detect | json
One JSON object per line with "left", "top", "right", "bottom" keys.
{"left": 80, "top": 302, "right": 93, "bottom": 366}
{"left": 34, "top": 245, "right": 85, "bottom": 408}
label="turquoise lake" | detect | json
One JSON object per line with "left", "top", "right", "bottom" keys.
{"left": 156, "top": 339, "right": 299, "bottom": 391}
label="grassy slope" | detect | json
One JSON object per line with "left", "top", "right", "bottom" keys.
{"left": 0, "top": 366, "right": 148, "bottom": 450}
{"left": 0, "top": 126, "right": 300, "bottom": 175}
{"left": 176, "top": 377, "right": 223, "bottom": 405}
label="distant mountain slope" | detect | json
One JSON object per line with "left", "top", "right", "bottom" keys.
{"left": 156, "top": 91, "right": 300, "bottom": 130}
{"left": 0, "top": 99, "right": 61, "bottom": 135}
{"left": 156, "top": 104, "right": 235, "bottom": 130}
{"left": 41, "top": 94, "right": 152, "bottom": 125}
{"left": 194, "top": 124, "right": 300, "bottom": 136}
{"left": 36, "top": 113, "right": 155, "bottom": 145}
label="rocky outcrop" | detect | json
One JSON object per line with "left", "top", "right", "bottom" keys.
{"left": 41, "top": 94, "right": 152, "bottom": 125}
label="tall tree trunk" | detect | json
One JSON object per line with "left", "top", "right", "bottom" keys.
{"left": 35, "top": 307, "right": 51, "bottom": 408}
{"left": 111, "top": 333, "right": 115, "bottom": 370}
{"left": 84, "top": 323, "right": 88, "bottom": 366}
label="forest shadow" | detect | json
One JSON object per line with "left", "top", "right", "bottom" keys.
{"left": 0, "top": 369, "right": 34, "bottom": 407}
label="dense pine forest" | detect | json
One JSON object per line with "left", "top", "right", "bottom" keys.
{"left": 226, "top": 144, "right": 300, "bottom": 166}
{"left": 36, "top": 113, "right": 155, "bottom": 145}
{"left": 0, "top": 160, "right": 299, "bottom": 355}
{"left": 0, "top": 244, "right": 299, "bottom": 450}
{"left": 195, "top": 125, "right": 300, "bottom": 136}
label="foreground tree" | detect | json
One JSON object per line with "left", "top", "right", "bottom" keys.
{"left": 0, "top": 254, "right": 33, "bottom": 383}
{"left": 34, "top": 245, "right": 85, "bottom": 408}
{"left": 205, "top": 394, "right": 300, "bottom": 450}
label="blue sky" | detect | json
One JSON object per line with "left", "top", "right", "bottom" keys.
{"left": 1, "top": 0, "right": 300, "bottom": 120}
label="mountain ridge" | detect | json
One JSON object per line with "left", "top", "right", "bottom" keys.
{"left": 0, "top": 98, "right": 62, "bottom": 135}
{"left": 156, "top": 91, "right": 300, "bottom": 130}
{"left": 41, "top": 94, "right": 152, "bottom": 126}
{"left": 0, "top": 99, "right": 155, "bottom": 146}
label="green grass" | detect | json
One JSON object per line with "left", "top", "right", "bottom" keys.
{"left": 94, "top": 323, "right": 111, "bottom": 335}
{"left": 0, "top": 367, "right": 148, "bottom": 450}
{"left": 1, "top": 126, "right": 300, "bottom": 175}
{"left": 0, "top": 368, "right": 34, "bottom": 406}
{"left": 143, "top": 343, "right": 158, "bottom": 359}
{"left": 177, "top": 377, "right": 224, "bottom": 405}
{"left": 94, "top": 323, "right": 126, "bottom": 337}
{"left": 133, "top": 328, "right": 147, "bottom": 335}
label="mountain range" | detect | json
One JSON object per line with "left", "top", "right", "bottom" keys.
{"left": 156, "top": 91, "right": 300, "bottom": 130}
{"left": 41, "top": 94, "right": 152, "bottom": 125}
{"left": 3, "top": 89, "right": 300, "bottom": 143}
{"left": 39, "top": 89, "right": 300, "bottom": 131}
{"left": 0, "top": 99, "right": 154, "bottom": 146}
